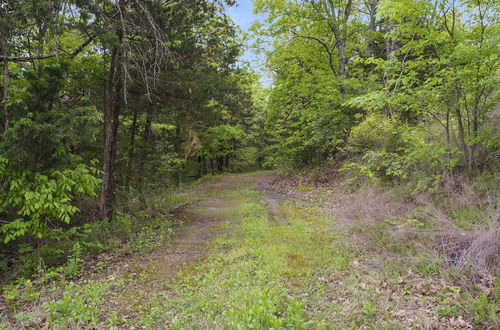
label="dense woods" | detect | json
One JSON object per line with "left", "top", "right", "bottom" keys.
{"left": 0, "top": 0, "right": 264, "bottom": 275}
{"left": 255, "top": 0, "right": 498, "bottom": 174}
{"left": 0, "top": 0, "right": 498, "bottom": 328}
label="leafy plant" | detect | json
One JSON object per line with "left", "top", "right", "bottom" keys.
{"left": 0, "top": 158, "right": 101, "bottom": 244}
{"left": 2, "top": 279, "right": 40, "bottom": 311}
{"left": 63, "top": 243, "right": 83, "bottom": 280}
{"left": 228, "top": 289, "right": 307, "bottom": 329}
{"left": 464, "top": 292, "right": 498, "bottom": 327}
{"left": 362, "top": 302, "right": 377, "bottom": 319}
{"left": 45, "top": 281, "right": 109, "bottom": 327}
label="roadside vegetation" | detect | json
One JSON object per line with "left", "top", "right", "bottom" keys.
{"left": 0, "top": 0, "right": 498, "bottom": 328}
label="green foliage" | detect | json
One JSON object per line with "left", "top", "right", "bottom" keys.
{"left": 232, "top": 147, "right": 260, "bottom": 172}
{"left": 255, "top": 0, "right": 499, "bottom": 176}
{"left": 0, "top": 0, "right": 263, "bottom": 280}
{"left": 45, "top": 281, "right": 109, "bottom": 327}
{"left": 198, "top": 124, "right": 245, "bottom": 165}
{"left": 2, "top": 279, "right": 40, "bottom": 311}
{"left": 435, "top": 286, "right": 461, "bottom": 317}
{"left": 227, "top": 288, "right": 307, "bottom": 329}
{"left": 362, "top": 302, "right": 377, "bottom": 319}
{"left": 464, "top": 292, "right": 498, "bottom": 327}
{"left": 63, "top": 243, "right": 83, "bottom": 280}
{"left": 0, "top": 158, "right": 101, "bottom": 243}
{"left": 343, "top": 114, "right": 451, "bottom": 186}
{"left": 348, "top": 113, "right": 394, "bottom": 153}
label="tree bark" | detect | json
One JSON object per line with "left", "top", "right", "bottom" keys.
{"left": 455, "top": 107, "right": 470, "bottom": 170}
{"left": 124, "top": 106, "right": 139, "bottom": 190}
{"left": 137, "top": 100, "right": 154, "bottom": 195}
{"left": 99, "top": 0, "right": 125, "bottom": 220}
{"left": 384, "top": 20, "right": 396, "bottom": 62}
{"left": 338, "top": 39, "right": 347, "bottom": 95}
{"left": 1, "top": 58, "right": 8, "bottom": 131}
{"left": 338, "top": 0, "right": 352, "bottom": 95}
{"left": 365, "top": 0, "right": 378, "bottom": 57}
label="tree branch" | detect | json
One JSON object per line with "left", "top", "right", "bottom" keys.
{"left": 290, "top": 31, "right": 337, "bottom": 75}
{"left": 69, "top": 35, "right": 96, "bottom": 59}
{"left": 0, "top": 35, "right": 96, "bottom": 62}
{"left": 0, "top": 54, "right": 57, "bottom": 62}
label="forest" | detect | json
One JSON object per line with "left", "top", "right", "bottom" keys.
{"left": 0, "top": 0, "right": 499, "bottom": 328}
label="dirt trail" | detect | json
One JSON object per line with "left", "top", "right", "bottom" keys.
{"left": 100, "top": 172, "right": 274, "bottom": 321}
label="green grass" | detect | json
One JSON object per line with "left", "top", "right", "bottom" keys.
{"left": 2, "top": 173, "right": 496, "bottom": 329}
{"left": 136, "top": 190, "right": 351, "bottom": 328}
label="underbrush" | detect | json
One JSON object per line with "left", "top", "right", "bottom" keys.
{"left": 266, "top": 168, "right": 499, "bottom": 327}
{"left": 0, "top": 188, "right": 200, "bottom": 327}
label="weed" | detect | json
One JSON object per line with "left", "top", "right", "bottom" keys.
{"left": 413, "top": 254, "right": 441, "bottom": 277}
{"left": 463, "top": 292, "right": 498, "bottom": 327}
{"left": 63, "top": 242, "right": 83, "bottom": 280}
{"left": 2, "top": 279, "right": 40, "bottom": 311}
{"left": 227, "top": 288, "right": 308, "bottom": 329}
{"left": 91, "top": 261, "right": 106, "bottom": 273}
{"left": 45, "top": 280, "right": 109, "bottom": 327}
{"left": 436, "top": 286, "right": 461, "bottom": 317}
{"left": 362, "top": 302, "right": 377, "bottom": 319}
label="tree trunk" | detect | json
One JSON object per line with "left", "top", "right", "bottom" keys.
{"left": 338, "top": 39, "right": 347, "bottom": 95}
{"left": 384, "top": 20, "right": 397, "bottom": 63}
{"left": 338, "top": 0, "right": 352, "bottom": 95}
{"left": 99, "top": 48, "right": 122, "bottom": 219}
{"left": 445, "top": 108, "right": 452, "bottom": 165}
{"left": 124, "top": 106, "right": 139, "bottom": 190}
{"left": 1, "top": 58, "right": 8, "bottom": 131}
{"left": 137, "top": 100, "right": 154, "bottom": 195}
{"left": 99, "top": 0, "right": 125, "bottom": 220}
{"left": 455, "top": 107, "right": 470, "bottom": 170}
{"left": 366, "top": 0, "right": 378, "bottom": 58}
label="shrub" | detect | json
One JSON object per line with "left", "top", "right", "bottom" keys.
{"left": 344, "top": 114, "right": 451, "bottom": 187}
{"left": 348, "top": 113, "right": 393, "bottom": 153}
{"left": 0, "top": 159, "right": 101, "bottom": 244}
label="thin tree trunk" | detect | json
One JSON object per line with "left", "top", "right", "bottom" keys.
{"left": 1, "top": 58, "right": 8, "bottom": 131}
{"left": 125, "top": 106, "right": 139, "bottom": 190}
{"left": 338, "top": 0, "right": 351, "bottom": 95}
{"left": 445, "top": 108, "right": 451, "bottom": 161}
{"left": 445, "top": 107, "right": 455, "bottom": 178}
{"left": 137, "top": 100, "right": 154, "bottom": 195}
{"left": 338, "top": 39, "right": 347, "bottom": 95}
{"left": 99, "top": 0, "right": 125, "bottom": 220}
{"left": 366, "top": 0, "right": 378, "bottom": 58}
{"left": 99, "top": 48, "right": 122, "bottom": 219}
{"left": 455, "top": 107, "right": 470, "bottom": 170}
{"left": 384, "top": 19, "right": 397, "bottom": 64}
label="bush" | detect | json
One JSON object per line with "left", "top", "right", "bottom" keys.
{"left": 348, "top": 113, "right": 393, "bottom": 153}
{"left": 345, "top": 114, "right": 450, "bottom": 187}
{"left": 0, "top": 159, "right": 101, "bottom": 244}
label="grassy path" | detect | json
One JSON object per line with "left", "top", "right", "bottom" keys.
{"left": 96, "top": 172, "right": 454, "bottom": 328}
{"left": 3, "top": 172, "right": 492, "bottom": 329}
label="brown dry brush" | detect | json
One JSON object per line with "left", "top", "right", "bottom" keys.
{"left": 265, "top": 169, "right": 500, "bottom": 283}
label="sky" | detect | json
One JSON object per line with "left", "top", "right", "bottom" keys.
{"left": 226, "top": 0, "right": 255, "bottom": 32}
{"left": 226, "top": 0, "right": 271, "bottom": 86}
